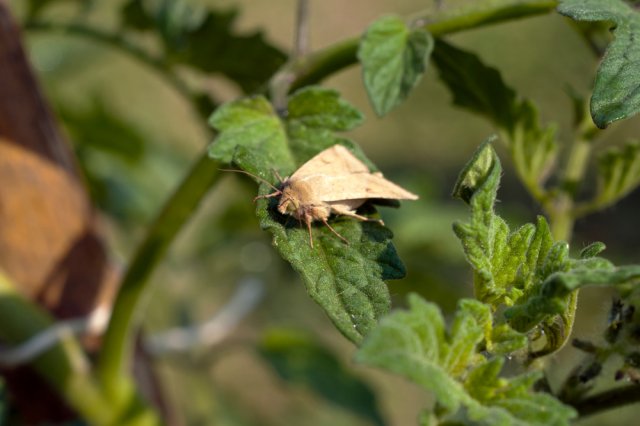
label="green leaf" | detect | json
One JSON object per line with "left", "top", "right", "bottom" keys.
{"left": 120, "top": 0, "right": 286, "bottom": 93}
{"left": 357, "top": 294, "right": 576, "bottom": 425}
{"left": 463, "top": 358, "right": 576, "bottom": 426}
{"left": 356, "top": 295, "right": 482, "bottom": 413}
{"left": 452, "top": 141, "right": 571, "bottom": 309}
{"left": 255, "top": 192, "right": 403, "bottom": 343}
{"left": 558, "top": 0, "right": 640, "bottom": 128}
{"left": 208, "top": 88, "right": 407, "bottom": 344}
{"left": 432, "top": 40, "right": 557, "bottom": 186}
{"left": 286, "top": 88, "right": 371, "bottom": 169}
{"left": 358, "top": 15, "right": 434, "bottom": 116}
{"left": 287, "top": 87, "right": 364, "bottom": 131}
{"left": 259, "top": 328, "right": 385, "bottom": 426}
{"left": 452, "top": 141, "right": 586, "bottom": 351}
{"left": 595, "top": 141, "right": 640, "bottom": 208}
{"left": 504, "top": 263, "right": 640, "bottom": 332}
{"left": 208, "top": 95, "right": 294, "bottom": 176}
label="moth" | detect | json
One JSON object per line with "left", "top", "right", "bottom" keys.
{"left": 258, "top": 144, "right": 418, "bottom": 247}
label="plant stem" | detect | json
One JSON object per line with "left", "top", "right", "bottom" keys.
{"left": 293, "top": 0, "right": 310, "bottom": 58}
{"left": 288, "top": 0, "right": 558, "bottom": 91}
{"left": 0, "top": 271, "right": 119, "bottom": 425}
{"left": 97, "top": 152, "right": 220, "bottom": 402}
{"left": 571, "top": 384, "right": 640, "bottom": 417}
{"left": 23, "top": 20, "right": 203, "bottom": 108}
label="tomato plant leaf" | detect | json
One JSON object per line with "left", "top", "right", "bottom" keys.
{"left": 357, "top": 294, "right": 576, "bottom": 425}
{"left": 259, "top": 328, "right": 385, "bottom": 426}
{"left": 558, "top": 0, "right": 640, "bottom": 128}
{"left": 452, "top": 140, "right": 574, "bottom": 348}
{"left": 505, "top": 264, "right": 640, "bottom": 331}
{"left": 358, "top": 15, "right": 433, "bottom": 116}
{"left": 208, "top": 88, "right": 407, "bottom": 344}
{"left": 208, "top": 95, "right": 294, "bottom": 176}
{"left": 433, "top": 40, "right": 557, "bottom": 187}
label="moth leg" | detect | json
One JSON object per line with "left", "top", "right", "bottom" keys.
{"left": 321, "top": 218, "right": 349, "bottom": 245}
{"left": 304, "top": 216, "right": 314, "bottom": 248}
{"left": 330, "top": 206, "right": 384, "bottom": 226}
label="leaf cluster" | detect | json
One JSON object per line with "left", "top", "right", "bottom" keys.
{"left": 208, "top": 88, "right": 407, "bottom": 344}
{"left": 357, "top": 294, "right": 576, "bottom": 425}
{"left": 259, "top": 328, "right": 385, "bottom": 426}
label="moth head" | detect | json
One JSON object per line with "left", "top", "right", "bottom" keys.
{"left": 277, "top": 181, "right": 299, "bottom": 215}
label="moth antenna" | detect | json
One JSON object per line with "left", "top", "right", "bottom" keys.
{"left": 271, "top": 169, "right": 285, "bottom": 184}
{"left": 219, "top": 168, "right": 280, "bottom": 192}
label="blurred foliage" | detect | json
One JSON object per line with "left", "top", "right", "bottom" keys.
{"left": 259, "top": 328, "right": 384, "bottom": 426}
{"left": 0, "top": 379, "right": 5, "bottom": 426}
{"left": 120, "top": 0, "right": 286, "bottom": 93}
{"left": 6, "top": 0, "right": 640, "bottom": 425}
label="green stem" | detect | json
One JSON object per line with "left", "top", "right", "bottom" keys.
{"left": 541, "top": 119, "right": 596, "bottom": 357}
{"left": 571, "top": 384, "right": 640, "bottom": 417}
{"left": 97, "top": 152, "right": 220, "bottom": 402}
{"left": 23, "top": 20, "right": 201, "bottom": 107}
{"left": 288, "top": 0, "right": 558, "bottom": 91}
{"left": 0, "top": 272, "right": 117, "bottom": 425}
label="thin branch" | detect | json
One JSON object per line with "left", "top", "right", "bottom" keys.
{"left": 570, "top": 384, "right": 640, "bottom": 417}
{"left": 293, "top": 0, "right": 310, "bottom": 58}
{"left": 146, "top": 277, "right": 264, "bottom": 355}
{"left": 0, "top": 306, "right": 109, "bottom": 367}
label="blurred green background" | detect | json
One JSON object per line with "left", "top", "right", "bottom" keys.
{"left": 6, "top": 0, "right": 640, "bottom": 424}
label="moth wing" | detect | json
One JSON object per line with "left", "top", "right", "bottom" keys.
{"left": 291, "top": 145, "right": 369, "bottom": 178}
{"left": 305, "top": 173, "right": 419, "bottom": 202}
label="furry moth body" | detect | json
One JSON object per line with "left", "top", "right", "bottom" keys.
{"left": 261, "top": 145, "right": 418, "bottom": 247}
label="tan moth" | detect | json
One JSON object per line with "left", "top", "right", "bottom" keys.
{"left": 258, "top": 144, "right": 418, "bottom": 247}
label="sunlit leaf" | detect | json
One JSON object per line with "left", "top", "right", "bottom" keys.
{"left": 559, "top": 0, "right": 640, "bottom": 128}
{"left": 358, "top": 15, "right": 433, "bottom": 116}
{"left": 357, "top": 294, "right": 576, "bottom": 425}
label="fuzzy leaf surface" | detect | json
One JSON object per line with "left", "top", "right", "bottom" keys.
{"left": 208, "top": 88, "right": 407, "bottom": 344}
{"left": 358, "top": 15, "right": 433, "bottom": 116}
{"left": 559, "top": 0, "right": 640, "bottom": 128}
{"left": 259, "top": 328, "right": 384, "bottom": 426}
{"left": 452, "top": 141, "right": 572, "bottom": 337}
{"left": 595, "top": 141, "right": 640, "bottom": 209}
{"left": 357, "top": 294, "right": 576, "bottom": 425}
{"left": 505, "top": 263, "right": 640, "bottom": 330}
{"left": 433, "top": 40, "right": 557, "bottom": 186}
{"left": 208, "top": 95, "right": 294, "bottom": 175}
